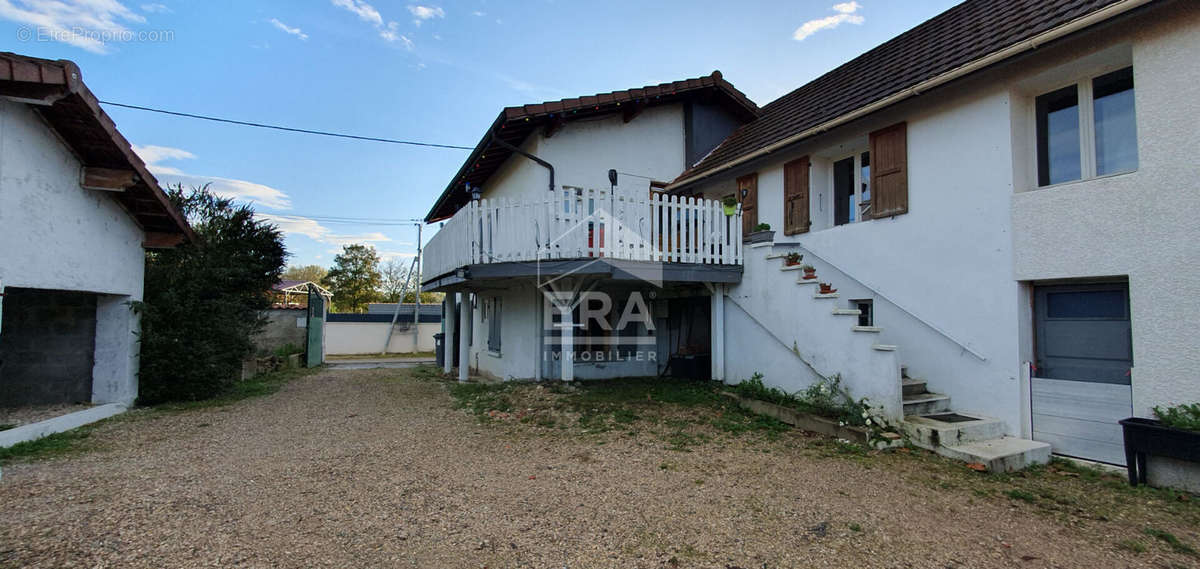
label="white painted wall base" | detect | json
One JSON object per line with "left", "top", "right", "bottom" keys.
{"left": 0, "top": 403, "right": 127, "bottom": 449}
{"left": 325, "top": 322, "right": 439, "bottom": 355}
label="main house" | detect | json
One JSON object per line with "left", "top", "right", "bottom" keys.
{"left": 421, "top": 0, "right": 1199, "bottom": 478}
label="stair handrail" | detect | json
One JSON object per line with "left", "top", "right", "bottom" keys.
{"left": 796, "top": 244, "right": 988, "bottom": 361}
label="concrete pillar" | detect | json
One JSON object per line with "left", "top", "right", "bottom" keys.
{"left": 561, "top": 301, "right": 574, "bottom": 382}
{"left": 533, "top": 286, "right": 543, "bottom": 382}
{"left": 92, "top": 294, "right": 138, "bottom": 405}
{"left": 711, "top": 285, "right": 725, "bottom": 383}
{"left": 443, "top": 296, "right": 456, "bottom": 375}
{"left": 458, "top": 292, "right": 471, "bottom": 382}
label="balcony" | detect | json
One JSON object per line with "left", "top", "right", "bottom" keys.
{"left": 422, "top": 188, "right": 743, "bottom": 288}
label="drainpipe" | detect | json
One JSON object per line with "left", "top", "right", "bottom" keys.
{"left": 489, "top": 131, "right": 555, "bottom": 192}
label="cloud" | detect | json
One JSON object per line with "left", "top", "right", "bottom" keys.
{"left": 407, "top": 4, "right": 443, "bottom": 26}
{"left": 134, "top": 144, "right": 293, "bottom": 210}
{"left": 269, "top": 18, "right": 308, "bottom": 40}
{"left": 471, "top": 10, "right": 484, "bottom": 16}
{"left": 258, "top": 214, "right": 403, "bottom": 254}
{"left": 331, "top": 0, "right": 411, "bottom": 46}
{"left": 140, "top": 3, "right": 169, "bottom": 13}
{"left": 330, "top": 0, "right": 381, "bottom": 26}
{"left": 793, "top": 1, "right": 864, "bottom": 41}
{"left": 0, "top": 0, "right": 146, "bottom": 53}
{"left": 133, "top": 144, "right": 195, "bottom": 164}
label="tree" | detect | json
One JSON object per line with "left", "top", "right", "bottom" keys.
{"left": 324, "top": 244, "right": 382, "bottom": 312}
{"left": 379, "top": 258, "right": 414, "bottom": 302}
{"left": 136, "top": 185, "right": 287, "bottom": 404}
{"left": 282, "top": 264, "right": 327, "bottom": 283}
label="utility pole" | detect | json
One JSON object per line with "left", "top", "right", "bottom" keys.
{"left": 412, "top": 223, "right": 422, "bottom": 351}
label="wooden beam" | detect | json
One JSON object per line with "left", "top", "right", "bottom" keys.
{"left": 622, "top": 102, "right": 644, "bottom": 124}
{"left": 81, "top": 166, "right": 137, "bottom": 192}
{"left": 143, "top": 231, "right": 186, "bottom": 249}
{"left": 543, "top": 116, "right": 565, "bottom": 139}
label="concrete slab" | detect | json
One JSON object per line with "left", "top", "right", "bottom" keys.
{"left": 0, "top": 403, "right": 126, "bottom": 448}
{"left": 939, "top": 436, "right": 1052, "bottom": 473}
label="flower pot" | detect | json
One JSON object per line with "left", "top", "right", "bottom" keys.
{"left": 746, "top": 230, "right": 774, "bottom": 244}
{"left": 785, "top": 260, "right": 801, "bottom": 266}
{"left": 1119, "top": 417, "right": 1200, "bottom": 486}
{"left": 802, "top": 269, "right": 817, "bottom": 280}
{"left": 819, "top": 283, "right": 837, "bottom": 294}
{"left": 723, "top": 203, "right": 737, "bottom": 216}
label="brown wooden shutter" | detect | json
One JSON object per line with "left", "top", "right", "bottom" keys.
{"left": 737, "top": 173, "right": 758, "bottom": 238}
{"left": 783, "top": 156, "right": 810, "bottom": 235}
{"left": 869, "top": 122, "right": 908, "bottom": 218}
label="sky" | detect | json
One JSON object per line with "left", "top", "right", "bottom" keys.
{"left": 0, "top": 0, "right": 960, "bottom": 269}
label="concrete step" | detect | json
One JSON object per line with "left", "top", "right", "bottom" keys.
{"left": 852, "top": 326, "right": 882, "bottom": 333}
{"left": 872, "top": 344, "right": 897, "bottom": 351}
{"left": 831, "top": 308, "right": 861, "bottom": 316}
{"left": 901, "top": 413, "right": 1006, "bottom": 447}
{"left": 937, "top": 437, "right": 1052, "bottom": 473}
{"left": 780, "top": 265, "right": 804, "bottom": 271}
{"left": 901, "top": 378, "right": 927, "bottom": 396}
{"left": 813, "top": 292, "right": 839, "bottom": 299}
{"left": 902, "top": 392, "right": 950, "bottom": 415}
{"left": 796, "top": 278, "right": 817, "bottom": 285}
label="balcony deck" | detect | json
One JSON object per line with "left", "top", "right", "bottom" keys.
{"left": 422, "top": 188, "right": 743, "bottom": 291}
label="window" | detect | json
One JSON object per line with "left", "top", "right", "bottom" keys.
{"left": 853, "top": 299, "right": 874, "bottom": 327}
{"left": 486, "top": 296, "right": 501, "bottom": 353}
{"left": 1036, "top": 66, "right": 1137, "bottom": 187}
{"left": 833, "top": 152, "right": 872, "bottom": 226}
{"left": 1093, "top": 67, "right": 1138, "bottom": 176}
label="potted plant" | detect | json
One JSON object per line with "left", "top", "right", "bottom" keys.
{"left": 785, "top": 252, "right": 803, "bottom": 266}
{"left": 801, "top": 264, "right": 817, "bottom": 280}
{"left": 722, "top": 196, "right": 738, "bottom": 216}
{"left": 747, "top": 223, "right": 774, "bottom": 244}
{"left": 819, "top": 282, "right": 837, "bottom": 294}
{"left": 1119, "top": 403, "right": 1200, "bottom": 486}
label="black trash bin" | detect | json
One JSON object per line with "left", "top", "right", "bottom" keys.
{"left": 434, "top": 333, "right": 446, "bottom": 367}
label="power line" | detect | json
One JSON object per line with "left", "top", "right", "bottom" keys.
{"left": 99, "top": 101, "right": 475, "bottom": 150}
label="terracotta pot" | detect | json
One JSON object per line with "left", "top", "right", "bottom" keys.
{"left": 803, "top": 269, "right": 817, "bottom": 279}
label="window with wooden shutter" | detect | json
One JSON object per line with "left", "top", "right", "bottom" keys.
{"left": 869, "top": 122, "right": 908, "bottom": 218}
{"left": 737, "top": 173, "right": 758, "bottom": 238}
{"left": 783, "top": 156, "right": 810, "bottom": 235}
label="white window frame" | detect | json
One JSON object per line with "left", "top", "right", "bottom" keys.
{"left": 1033, "top": 66, "right": 1137, "bottom": 188}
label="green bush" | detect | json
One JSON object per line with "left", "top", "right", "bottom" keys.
{"left": 134, "top": 185, "right": 286, "bottom": 404}
{"left": 731, "top": 373, "right": 867, "bottom": 427}
{"left": 1153, "top": 403, "right": 1200, "bottom": 432}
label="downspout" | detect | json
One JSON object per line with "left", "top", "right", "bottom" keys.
{"left": 489, "top": 131, "right": 555, "bottom": 192}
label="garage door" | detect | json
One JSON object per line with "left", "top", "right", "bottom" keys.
{"left": 1032, "top": 283, "right": 1133, "bottom": 465}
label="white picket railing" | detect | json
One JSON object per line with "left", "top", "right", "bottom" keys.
{"left": 423, "top": 188, "right": 743, "bottom": 280}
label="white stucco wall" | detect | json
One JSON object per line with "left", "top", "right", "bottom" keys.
{"left": 0, "top": 99, "right": 146, "bottom": 298}
{"left": 0, "top": 98, "right": 146, "bottom": 406}
{"left": 695, "top": 83, "right": 1023, "bottom": 429}
{"left": 1012, "top": 4, "right": 1200, "bottom": 418}
{"left": 325, "top": 322, "right": 440, "bottom": 355}
{"left": 483, "top": 104, "right": 686, "bottom": 202}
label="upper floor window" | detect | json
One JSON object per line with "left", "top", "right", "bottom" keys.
{"left": 1036, "top": 66, "right": 1137, "bottom": 187}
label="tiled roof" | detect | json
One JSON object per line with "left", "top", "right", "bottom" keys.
{"left": 672, "top": 0, "right": 1133, "bottom": 188}
{"left": 0, "top": 52, "right": 193, "bottom": 240}
{"left": 424, "top": 71, "right": 758, "bottom": 222}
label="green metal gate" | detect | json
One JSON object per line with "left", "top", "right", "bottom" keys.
{"left": 306, "top": 284, "right": 325, "bottom": 367}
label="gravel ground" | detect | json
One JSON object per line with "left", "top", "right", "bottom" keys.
{"left": 0, "top": 367, "right": 1195, "bottom": 568}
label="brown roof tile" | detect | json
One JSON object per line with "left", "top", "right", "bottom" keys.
{"left": 672, "top": 0, "right": 1134, "bottom": 188}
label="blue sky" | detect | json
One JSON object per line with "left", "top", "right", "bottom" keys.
{"left": 1, "top": 0, "right": 958, "bottom": 268}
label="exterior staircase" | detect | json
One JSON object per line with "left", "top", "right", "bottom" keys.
{"left": 765, "top": 246, "right": 1050, "bottom": 472}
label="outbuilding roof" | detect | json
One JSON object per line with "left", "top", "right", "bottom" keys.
{"left": 0, "top": 52, "right": 193, "bottom": 244}
{"left": 424, "top": 71, "right": 758, "bottom": 222}
{"left": 669, "top": 0, "right": 1147, "bottom": 190}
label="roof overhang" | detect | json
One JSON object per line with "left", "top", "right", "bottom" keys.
{"left": 0, "top": 52, "right": 194, "bottom": 244}
{"left": 424, "top": 71, "right": 759, "bottom": 223}
{"left": 667, "top": 0, "right": 1157, "bottom": 192}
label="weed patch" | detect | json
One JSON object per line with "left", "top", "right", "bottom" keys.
{"left": 1144, "top": 527, "right": 1196, "bottom": 555}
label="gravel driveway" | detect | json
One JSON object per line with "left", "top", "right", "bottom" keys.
{"left": 0, "top": 367, "right": 1194, "bottom": 568}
